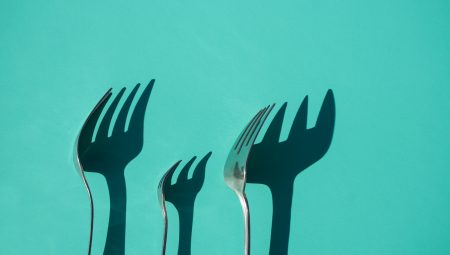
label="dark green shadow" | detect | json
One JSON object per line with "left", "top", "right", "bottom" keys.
{"left": 247, "top": 90, "right": 336, "bottom": 255}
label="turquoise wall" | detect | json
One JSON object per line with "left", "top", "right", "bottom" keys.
{"left": 1, "top": 0, "right": 449, "bottom": 254}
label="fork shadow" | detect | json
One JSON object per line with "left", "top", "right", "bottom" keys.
{"left": 164, "top": 152, "right": 212, "bottom": 255}
{"left": 247, "top": 90, "right": 336, "bottom": 255}
{"left": 79, "top": 82, "right": 154, "bottom": 255}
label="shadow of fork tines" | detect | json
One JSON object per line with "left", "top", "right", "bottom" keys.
{"left": 247, "top": 89, "right": 335, "bottom": 255}
{"left": 77, "top": 80, "right": 154, "bottom": 255}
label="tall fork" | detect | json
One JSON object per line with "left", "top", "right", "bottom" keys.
{"left": 224, "top": 104, "right": 274, "bottom": 255}
{"left": 75, "top": 80, "right": 154, "bottom": 255}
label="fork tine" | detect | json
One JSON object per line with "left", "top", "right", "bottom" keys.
{"left": 233, "top": 109, "right": 262, "bottom": 150}
{"left": 163, "top": 160, "right": 182, "bottom": 188}
{"left": 287, "top": 96, "right": 308, "bottom": 141}
{"left": 191, "top": 152, "right": 212, "bottom": 185}
{"left": 246, "top": 104, "right": 275, "bottom": 146}
{"left": 78, "top": 89, "right": 112, "bottom": 150}
{"left": 159, "top": 160, "right": 182, "bottom": 200}
{"left": 244, "top": 106, "right": 269, "bottom": 147}
{"left": 113, "top": 83, "right": 140, "bottom": 135}
{"left": 241, "top": 106, "right": 269, "bottom": 148}
{"left": 128, "top": 79, "right": 154, "bottom": 136}
{"left": 96, "top": 87, "right": 126, "bottom": 139}
{"left": 260, "top": 102, "right": 286, "bottom": 144}
{"left": 237, "top": 107, "right": 267, "bottom": 154}
{"left": 177, "top": 156, "right": 197, "bottom": 182}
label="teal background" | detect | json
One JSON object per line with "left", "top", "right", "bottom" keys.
{"left": 1, "top": 0, "right": 449, "bottom": 254}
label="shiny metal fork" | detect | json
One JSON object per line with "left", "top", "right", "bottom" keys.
{"left": 224, "top": 104, "right": 274, "bottom": 255}
{"left": 157, "top": 152, "right": 212, "bottom": 255}
{"left": 75, "top": 80, "right": 154, "bottom": 255}
{"left": 74, "top": 88, "right": 112, "bottom": 255}
{"left": 158, "top": 161, "right": 182, "bottom": 255}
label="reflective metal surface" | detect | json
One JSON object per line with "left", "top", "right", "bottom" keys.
{"left": 74, "top": 89, "right": 112, "bottom": 255}
{"left": 223, "top": 104, "right": 274, "bottom": 255}
{"left": 157, "top": 161, "right": 182, "bottom": 255}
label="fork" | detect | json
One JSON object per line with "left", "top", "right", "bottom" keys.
{"left": 157, "top": 152, "right": 212, "bottom": 255}
{"left": 75, "top": 80, "right": 154, "bottom": 255}
{"left": 224, "top": 104, "right": 274, "bottom": 255}
{"left": 246, "top": 90, "right": 335, "bottom": 254}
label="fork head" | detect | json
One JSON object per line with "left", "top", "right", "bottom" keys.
{"left": 157, "top": 160, "right": 182, "bottom": 255}
{"left": 75, "top": 80, "right": 154, "bottom": 176}
{"left": 158, "top": 160, "right": 182, "bottom": 218}
{"left": 224, "top": 104, "right": 274, "bottom": 194}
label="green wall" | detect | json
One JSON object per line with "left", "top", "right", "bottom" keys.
{"left": 1, "top": 0, "right": 449, "bottom": 254}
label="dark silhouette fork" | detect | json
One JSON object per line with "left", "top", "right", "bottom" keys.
{"left": 157, "top": 152, "right": 212, "bottom": 255}
{"left": 75, "top": 80, "right": 154, "bottom": 255}
{"left": 247, "top": 90, "right": 335, "bottom": 255}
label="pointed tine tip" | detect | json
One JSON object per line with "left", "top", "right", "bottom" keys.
{"left": 243, "top": 106, "right": 267, "bottom": 147}
{"left": 171, "top": 160, "right": 182, "bottom": 172}
{"left": 100, "top": 88, "right": 113, "bottom": 103}
{"left": 263, "top": 103, "right": 275, "bottom": 120}
{"left": 234, "top": 109, "right": 262, "bottom": 151}
{"left": 165, "top": 160, "right": 182, "bottom": 179}
{"left": 240, "top": 109, "right": 264, "bottom": 148}
{"left": 169, "top": 160, "right": 182, "bottom": 172}
{"left": 267, "top": 103, "right": 275, "bottom": 115}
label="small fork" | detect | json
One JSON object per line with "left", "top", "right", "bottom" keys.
{"left": 223, "top": 104, "right": 274, "bottom": 255}
{"left": 157, "top": 152, "right": 212, "bottom": 255}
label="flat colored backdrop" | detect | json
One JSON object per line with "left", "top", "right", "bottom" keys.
{"left": 1, "top": 0, "right": 449, "bottom": 254}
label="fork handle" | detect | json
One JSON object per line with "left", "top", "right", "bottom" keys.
{"left": 238, "top": 193, "right": 251, "bottom": 255}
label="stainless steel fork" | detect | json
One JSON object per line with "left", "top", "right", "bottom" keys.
{"left": 157, "top": 153, "right": 211, "bottom": 255}
{"left": 158, "top": 160, "right": 182, "bottom": 255}
{"left": 224, "top": 104, "right": 274, "bottom": 255}
{"left": 75, "top": 80, "right": 154, "bottom": 255}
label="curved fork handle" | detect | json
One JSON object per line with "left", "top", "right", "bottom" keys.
{"left": 74, "top": 88, "right": 112, "bottom": 255}
{"left": 158, "top": 161, "right": 182, "bottom": 255}
{"left": 237, "top": 193, "right": 250, "bottom": 255}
